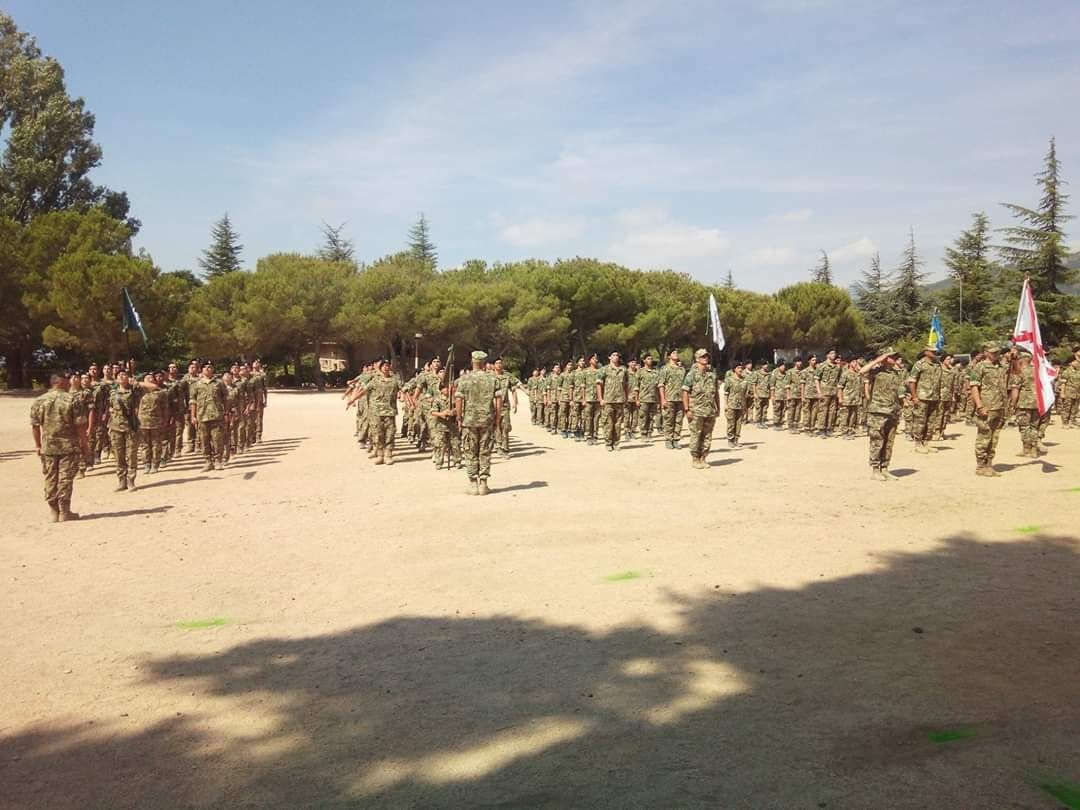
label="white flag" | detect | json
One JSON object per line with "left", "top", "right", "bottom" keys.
{"left": 1012, "top": 278, "right": 1056, "bottom": 416}
{"left": 708, "top": 293, "right": 725, "bottom": 351}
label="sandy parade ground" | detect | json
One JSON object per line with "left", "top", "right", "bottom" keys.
{"left": 1, "top": 389, "right": 1079, "bottom": 809}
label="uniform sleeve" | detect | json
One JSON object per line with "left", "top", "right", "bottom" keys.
{"left": 681, "top": 370, "right": 694, "bottom": 391}
{"left": 968, "top": 365, "right": 982, "bottom": 387}
{"left": 30, "top": 399, "right": 42, "bottom": 426}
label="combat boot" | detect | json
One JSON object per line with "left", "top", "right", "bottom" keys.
{"left": 48, "top": 501, "right": 60, "bottom": 523}
{"left": 214, "top": 461, "right": 224, "bottom": 471}
{"left": 384, "top": 447, "right": 393, "bottom": 466}
{"left": 57, "top": 501, "right": 80, "bottom": 522}
{"left": 975, "top": 463, "right": 992, "bottom": 477}
{"left": 127, "top": 476, "right": 137, "bottom": 490}
{"left": 477, "top": 479, "right": 490, "bottom": 496}
{"left": 465, "top": 479, "right": 478, "bottom": 495}
{"left": 201, "top": 462, "right": 213, "bottom": 472}
{"left": 114, "top": 478, "right": 128, "bottom": 492}
{"left": 870, "top": 466, "right": 880, "bottom": 480}
{"left": 374, "top": 453, "right": 385, "bottom": 465}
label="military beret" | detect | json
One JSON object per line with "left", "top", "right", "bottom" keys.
{"left": 471, "top": 350, "right": 487, "bottom": 361}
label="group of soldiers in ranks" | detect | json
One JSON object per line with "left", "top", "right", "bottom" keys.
{"left": 29, "top": 358, "right": 269, "bottom": 521}
{"left": 344, "top": 352, "right": 518, "bottom": 495}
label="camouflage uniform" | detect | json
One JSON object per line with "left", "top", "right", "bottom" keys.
{"left": 91, "top": 378, "right": 112, "bottom": 459}
{"left": 813, "top": 359, "right": 842, "bottom": 434}
{"left": 180, "top": 372, "right": 200, "bottom": 451}
{"left": 1059, "top": 361, "right": 1080, "bottom": 427}
{"left": 557, "top": 367, "right": 574, "bottom": 436}
{"left": 70, "top": 384, "right": 93, "bottom": 476}
{"left": 251, "top": 370, "right": 268, "bottom": 441}
{"left": 527, "top": 374, "right": 540, "bottom": 424}
{"left": 138, "top": 386, "right": 169, "bottom": 472}
{"left": 624, "top": 366, "right": 640, "bottom": 437}
{"left": 30, "top": 388, "right": 80, "bottom": 519}
{"left": 1010, "top": 360, "right": 1040, "bottom": 456}
{"left": 838, "top": 366, "right": 862, "bottom": 438}
{"left": 191, "top": 376, "right": 229, "bottom": 469}
{"left": 658, "top": 361, "right": 686, "bottom": 448}
{"left": 368, "top": 373, "right": 402, "bottom": 464}
{"left": 723, "top": 371, "right": 750, "bottom": 444}
{"left": 969, "top": 349, "right": 1008, "bottom": 474}
{"left": 164, "top": 376, "right": 187, "bottom": 460}
{"left": 935, "top": 362, "right": 958, "bottom": 439}
{"left": 545, "top": 370, "right": 560, "bottom": 432}
{"left": 494, "top": 372, "right": 518, "bottom": 453}
{"left": 456, "top": 366, "right": 498, "bottom": 488}
{"left": 770, "top": 366, "right": 787, "bottom": 428}
{"left": 865, "top": 361, "right": 904, "bottom": 478}
{"left": 108, "top": 384, "right": 142, "bottom": 489}
{"left": 785, "top": 365, "right": 802, "bottom": 431}
{"left": 752, "top": 366, "right": 771, "bottom": 425}
{"left": 906, "top": 354, "right": 943, "bottom": 450}
{"left": 799, "top": 363, "right": 819, "bottom": 432}
{"left": 579, "top": 365, "right": 600, "bottom": 443}
{"left": 683, "top": 361, "right": 719, "bottom": 465}
{"left": 430, "top": 391, "right": 460, "bottom": 467}
{"left": 596, "top": 363, "right": 629, "bottom": 449}
{"left": 636, "top": 364, "right": 660, "bottom": 438}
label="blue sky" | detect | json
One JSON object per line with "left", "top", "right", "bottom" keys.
{"left": 8, "top": 0, "right": 1080, "bottom": 290}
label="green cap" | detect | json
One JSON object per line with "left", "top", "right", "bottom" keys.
{"left": 981, "top": 341, "right": 1000, "bottom": 353}
{"left": 471, "top": 350, "right": 487, "bottom": 361}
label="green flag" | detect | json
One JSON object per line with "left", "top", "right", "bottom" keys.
{"left": 121, "top": 287, "right": 148, "bottom": 347}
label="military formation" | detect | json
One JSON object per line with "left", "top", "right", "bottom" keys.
{"left": 29, "top": 358, "right": 269, "bottom": 521}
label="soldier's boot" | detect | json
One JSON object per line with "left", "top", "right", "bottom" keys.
{"left": 975, "top": 463, "right": 992, "bottom": 477}
{"left": 214, "top": 460, "right": 224, "bottom": 471}
{"left": 1037, "top": 442, "right": 1048, "bottom": 454}
{"left": 870, "top": 466, "right": 881, "bottom": 480}
{"left": 690, "top": 456, "right": 699, "bottom": 468}
{"left": 477, "top": 478, "right": 490, "bottom": 496}
{"left": 201, "top": 462, "right": 214, "bottom": 472}
{"left": 374, "top": 452, "right": 385, "bottom": 465}
{"left": 144, "top": 461, "right": 152, "bottom": 473}
{"left": 384, "top": 447, "right": 393, "bottom": 466}
{"left": 58, "top": 501, "right": 80, "bottom": 522}
{"left": 987, "top": 464, "right": 1002, "bottom": 477}
{"left": 48, "top": 500, "right": 60, "bottom": 523}
{"left": 127, "top": 475, "right": 137, "bottom": 491}
{"left": 367, "top": 446, "right": 378, "bottom": 458}
{"left": 114, "top": 477, "right": 128, "bottom": 492}
{"left": 465, "top": 479, "right": 478, "bottom": 495}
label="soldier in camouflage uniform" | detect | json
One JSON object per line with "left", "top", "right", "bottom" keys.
{"left": 493, "top": 357, "right": 518, "bottom": 456}
{"left": 623, "top": 359, "right": 640, "bottom": 438}
{"left": 682, "top": 349, "right": 720, "bottom": 468}
{"left": 569, "top": 357, "right": 586, "bottom": 440}
{"left": 138, "top": 372, "right": 168, "bottom": 473}
{"left": 596, "top": 351, "right": 629, "bottom": 451}
{"left": 723, "top": 361, "right": 750, "bottom": 447}
{"left": 799, "top": 355, "right": 819, "bottom": 433}
{"left": 636, "top": 354, "right": 660, "bottom": 439}
{"left": 932, "top": 354, "right": 957, "bottom": 440}
{"left": 785, "top": 357, "right": 803, "bottom": 432}
{"left": 108, "top": 370, "right": 151, "bottom": 491}
{"left": 455, "top": 350, "right": 501, "bottom": 495}
{"left": 69, "top": 373, "right": 95, "bottom": 477}
{"left": 190, "top": 362, "right": 229, "bottom": 472}
{"left": 579, "top": 354, "right": 600, "bottom": 444}
{"left": 906, "top": 345, "right": 944, "bottom": 453}
{"left": 346, "top": 359, "right": 401, "bottom": 465}
{"left": 557, "top": 360, "right": 574, "bottom": 438}
{"left": 180, "top": 360, "right": 200, "bottom": 452}
{"left": 838, "top": 358, "right": 863, "bottom": 439}
{"left": 163, "top": 363, "right": 185, "bottom": 462}
{"left": 429, "top": 383, "right": 460, "bottom": 468}
{"left": 813, "top": 350, "right": 841, "bottom": 437}
{"left": 89, "top": 364, "right": 113, "bottom": 462}
{"left": 768, "top": 359, "right": 787, "bottom": 429}
{"left": 1009, "top": 348, "right": 1041, "bottom": 458}
{"left": 528, "top": 369, "right": 541, "bottom": 425}
{"left": 861, "top": 348, "right": 905, "bottom": 481}
{"left": 1058, "top": 351, "right": 1080, "bottom": 428}
{"left": 30, "top": 373, "right": 81, "bottom": 522}
{"left": 969, "top": 341, "right": 1009, "bottom": 476}
{"left": 658, "top": 350, "right": 686, "bottom": 449}
{"left": 751, "top": 361, "right": 771, "bottom": 425}
{"left": 545, "top": 363, "right": 561, "bottom": 433}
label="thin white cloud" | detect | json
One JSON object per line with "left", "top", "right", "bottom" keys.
{"left": 499, "top": 217, "right": 586, "bottom": 248}
{"left": 779, "top": 209, "right": 813, "bottom": 223}
{"left": 829, "top": 237, "right": 877, "bottom": 262}
{"left": 739, "top": 246, "right": 797, "bottom": 268}
{"left": 608, "top": 209, "right": 731, "bottom": 270}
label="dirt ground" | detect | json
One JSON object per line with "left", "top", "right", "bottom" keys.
{"left": 1, "top": 389, "right": 1078, "bottom": 809}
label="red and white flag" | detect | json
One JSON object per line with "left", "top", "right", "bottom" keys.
{"left": 1012, "top": 277, "right": 1057, "bottom": 416}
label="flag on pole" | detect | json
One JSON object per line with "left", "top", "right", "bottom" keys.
{"left": 121, "top": 287, "right": 148, "bottom": 347}
{"left": 1012, "top": 277, "right": 1056, "bottom": 416}
{"left": 708, "top": 293, "right": 726, "bottom": 351}
{"left": 928, "top": 311, "right": 945, "bottom": 351}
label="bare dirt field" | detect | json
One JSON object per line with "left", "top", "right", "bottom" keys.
{"left": 1, "top": 390, "right": 1078, "bottom": 809}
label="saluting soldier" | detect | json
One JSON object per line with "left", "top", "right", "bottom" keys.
{"left": 137, "top": 372, "right": 168, "bottom": 473}
{"left": 860, "top": 348, "right": 906, "bottom": 481}
{"left": 108, "top": 370, "right": 155, "bottom": 491}
{"left": 30, "top": 373, "right": 81, "bottom": 522}
{"left": 346, "top": 359, "right": 402, "bottom": 465}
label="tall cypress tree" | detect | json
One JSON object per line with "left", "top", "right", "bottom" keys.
{"left": 199, "top": 213, "right": 243, "bottom": 278}
{"left": 809, "top": 250, "right": 832, "bottom": 284}
{"left": 998, "top": 137, "right": 1075, "bottom": 343}
{"left": 407, "top": 213, "right": 437, "bottom": 268}
{"left": 723, "top": 269, "right": 735, "bottom": 289}
{"left": 318, "top": 221, "right": 355, "bottom": 264}
{"left": 852, "top": 252, "right": 892, "bottom": 345}
{"left": 890, "top": 227, "right": 927, "bottom": 339}
{"left": 942, "top": 212, "right": 993, "bottom": 325}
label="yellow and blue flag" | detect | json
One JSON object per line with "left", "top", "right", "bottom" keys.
{"left": 928, "top": 312, "right": 945, "bottom": 351}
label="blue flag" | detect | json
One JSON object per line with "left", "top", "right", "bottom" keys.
{"left": 122, "top": 287, "right": 148, "bottom": 347}
{"left": 928, "top": 311, "right": 945, "bottom": 351}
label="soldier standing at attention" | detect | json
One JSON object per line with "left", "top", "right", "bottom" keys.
{"left": 580, "top": 354, "right": 601, "bottom": 444}
{"left": 429, "top": 383, "right": 460, "bottom": 468}
{"left": 813, "top": 350, "right": 842, "bottom": 437}
{"left": 636, "top": 354, "right": 661, "bottom": 440}
{"left": 180, "top": 360, "right": 200, "bottom": 452}
{"left": 798, "top": 355, "right": 818, "bottom": 433}
{"left": 907, "top": 345, "right": 944, "bottom": 453}
{"left": 189, "top": 362, "right": 229, "bottom": 472}
{"left": 569, "top": 357, "right": 586, "bottom": 440}
{"left": 969, "top": 342, "right": 1009, "bottom": 477}
{"left": 682, "top": 349, "right": 720, "bottom": 469}
{"left": 251, "top": 359, "right": 269, "bottom": 442}
{"left": 752, "top": 360, "right": 771, "bottom": 425}
{"left": 163, "top": 362, "right": 185, "bottom": 462}
{"left": 108, "top": 370, "right": 153, "bottom": 491}
{"left": 785, "top": 357, "right": 803, "bottom": 432}
{"left": 596, "top": 351, "right": 629, "bottom": 451}
{"left": 534, "top": 368, "right": 546, "bottom": 426}
{"left": 1058, "top": 350, "right": 1080, "bottom": 428}
{"left": 557, "top": 360, "right": 574, "bottom": 439}
{"left": 1009, "top": 348, "right": 1041, "bottom": 458}
{"left": 137, "top": 372, "right": 168, "bottom": 473}
{"left": 723, "top": 361, "right": 750, "bottom": 447}
{"left": 69, "top": 373, "right": 95, "bottom": 477}
{"left": 492, "top": 357, "right": 518, "bottom": 456}
{"left": 769, "top": 359, "right": 788, "bottom": 429}
{"left": 933, "top": 354, "right": 957, "bottom": 440}
{"left": 860, "top": 348, "right": 905, "bottom": 481}
{"left": 624, "top": 358, "right": 641, "bottom": 439}
{"left": 528, "top": 369, "right": 541, "bottom": 425}
{"left": 545, "top": 362, "right": 561, "bottom": 434}
{"left": 658, "top": 350, "right": 686, "bottom": 450}
{"left": 838, "top": 358, "right": 862, "bottom": 439}
{"left": 30, "top": 373, "right": 81, "bottom": 522}
{"left": 455, "top": 350, "right": 501, "bottom": 495}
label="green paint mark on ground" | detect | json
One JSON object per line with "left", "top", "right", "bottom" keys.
{"left": 176, "top": 617, "right": 229, "bottom": 629}
{"left": 1066, "top": 487, "right": 1080, "bottom": 492}
{"left": 604, "top": 570, "right": 643, "bottom": 582}
{"left": 1038, "top": 779, "right": 1080, "bottom": 809}
{"left": 1014, "top": 525, "right": 1043, "bottom": 535}
{"left": 926, "top": 728, "right": 978, "bottom": 744}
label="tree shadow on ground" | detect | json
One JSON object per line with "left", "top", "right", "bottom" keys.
{"left": 80, "top": 506, "right": 173, "bottom": 520}
{"left": 3, "top": 534, "right": 1079, "bottom": 808}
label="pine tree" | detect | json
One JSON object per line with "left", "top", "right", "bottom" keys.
{"left": 199, "top": 213, "right": 243, "bottom": 278}
{"left": 809, "top": 250, "right": 832, "bottom": 284}
{"left": 407, "top": 213, "right": 437, "bottom": 268}
{"left": 889, "top": 227, "right": 927, "bottom": 339}
{"left": 998, "top": 137, "right": 1075, "bottom": 343}
{"left": 852, "top": 252, "right": 892, "bottom": 345}
{"left": 318, "top": 221, "right": 355, "bottom": 263}
{"left": 723, "top": 269, "right": 735, "bottom": 289}
{"left": 942, "top": 212, "right": 993, "bottom": 325}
